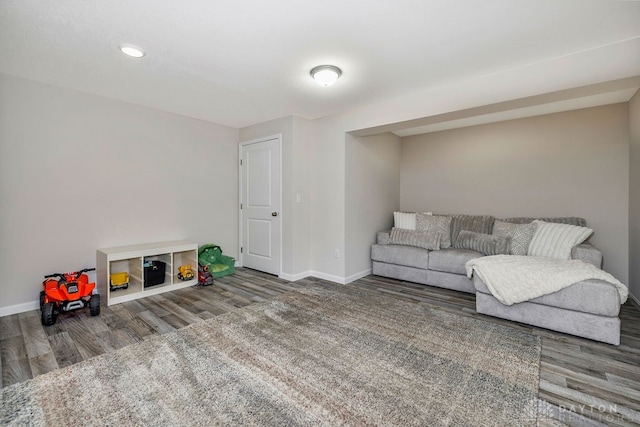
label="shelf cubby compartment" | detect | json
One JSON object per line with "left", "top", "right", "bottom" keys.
{"left": 172, "top": 249, "right": 198, "bottom": 284}
{"left": 108, "top": 257, "right": 143, "bottom": 298}
{"left": 143, "top": 253, "right": 172, "bottom": 288}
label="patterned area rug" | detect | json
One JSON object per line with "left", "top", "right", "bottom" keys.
{"left": 1, "top": 284, "right": 541, "bottom": 426}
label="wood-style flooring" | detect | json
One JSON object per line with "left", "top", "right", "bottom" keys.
{"left": 1, "top": 268, "right": 639, "bottom": 426}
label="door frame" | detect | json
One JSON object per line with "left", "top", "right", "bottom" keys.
{"left": 238, "top": 134, "right": 283, "bottom": 276}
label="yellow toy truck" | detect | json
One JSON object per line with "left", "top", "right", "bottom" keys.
{"left": 110, "top": 272, "right": 129, "bottom": 291}
{"left": 177, "top": 265, "right": 195, "bottom": 281}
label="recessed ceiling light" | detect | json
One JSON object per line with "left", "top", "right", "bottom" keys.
{"left": 119, "top": 44, "right": 145, "bottom": 58}
{"left": 310, "top": 65, "right": 342, "bottom": 87}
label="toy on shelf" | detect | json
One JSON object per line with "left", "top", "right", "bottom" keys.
{"left": 40, "top": 268, "right": 100, "bottom": 326}
{"left": 143, "top": 260, "right": 166, "bottom": 287}
{"left": 198, "top": 244, "right": 235, "bottom": 279}
{"left": 109, "top": 271, "right": 129, "bottom": 291}
{"left": 177, "top": 264, "right": 194, "bottom": 281}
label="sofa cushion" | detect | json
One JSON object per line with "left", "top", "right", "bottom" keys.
{"left": 528, "top": 220, "right": 593, "bottom": 259}
{"left": 473, "top": 276, "right": 620, "bottom": 317}
{"left": 372, "top": 262, "right": 430, "bottom": 285}
{"left": 416, "top": 213, "right": 452, "bottom": 248}
{"left": 455, "top": 231, "right": 510, "bottom": 256}
{"left": 449, "top": 214, "right": 495, "bottom": 246}
{"left": 427, "top": 270, "right": 476, "bottom": 293}
{"left": 428, "top": 248, "right": 483, "bottom": 275}
{"left": 388, "top": 227, "right": 441, "bottom": 250}
{"left": 499, "top": 216, "right": 587, "bottom": 227}
{"left": 371, "top": 244, "right": 429, "bottom": 270}
{"left": 492, "top": 220, "right": 538, "bottom": 256}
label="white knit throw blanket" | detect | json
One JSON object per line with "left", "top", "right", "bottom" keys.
{"left": 465, "top": 255, "right": 628, "bottom": 306}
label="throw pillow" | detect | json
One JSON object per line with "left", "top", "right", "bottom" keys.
{"left": 388, "top": 228, "right": 441, "bottom": 251}
{"left": 527, "top": 220, "right": 593, "bottom": 259}
{"left": 416, "top": 213, "right": 452, "bottom": 248}
{"left": 456, "top": 230, "right": 510, "bottom": 256}
{"left": 393, "top": 212, "right": 416, "bottom": 230}
{"left": 492, "top": 220, "right": 538, "bottom": 256}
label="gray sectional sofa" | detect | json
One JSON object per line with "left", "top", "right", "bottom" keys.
{"left": 371, "top": 215, "right": 624, "bottom": 345}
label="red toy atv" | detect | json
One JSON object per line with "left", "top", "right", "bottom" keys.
{"left": 40, "top": 268, "right": 100, "bottom": 326}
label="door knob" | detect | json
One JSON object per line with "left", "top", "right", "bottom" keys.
{"left": 271, "top": 212, "right": 278, "bottom": 217}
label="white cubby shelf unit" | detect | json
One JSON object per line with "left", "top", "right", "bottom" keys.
{"left": 97, "top": 241, "right": 198, "bottom": 306}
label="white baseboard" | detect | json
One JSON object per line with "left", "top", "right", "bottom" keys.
{"left": 310, "top": 268, "right": 371, "bottom": 285}
{"left": 345, "top": 268, "right": 372, "bottom": 284}
{"left": 0, "top": 300, "right": 39, "bottom": 318}
{"left": 279, "top": 271, "right": 312, "bottom": 282}
{"left": 308, "top": 271, "right": 347, "bottom": 285}
{"left": 629, "top": 292, "right": 640, "bottom": 307}
{"left": 278, "top": 269, "right": 372, "bottom": 285}
{"left": 277, "top": 270, "right": 346, "bottom": 284}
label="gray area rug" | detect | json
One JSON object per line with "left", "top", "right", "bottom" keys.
{"left": 1, "top": 284, "right": 541, "bottom": 426}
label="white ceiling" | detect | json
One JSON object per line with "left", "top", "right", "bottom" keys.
{"left": 1, "top": 0, "right": 640, "bottom": 129}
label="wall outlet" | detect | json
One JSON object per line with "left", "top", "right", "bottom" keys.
{"left": 296, "top": 194, "right": 302, "bottom": 203}
{"left": 334, "top": 248, "right": 340, "bottom": 258}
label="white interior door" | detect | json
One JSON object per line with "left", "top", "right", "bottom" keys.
{"left": 240, "top": 136, "right": 281, "bottom": 275}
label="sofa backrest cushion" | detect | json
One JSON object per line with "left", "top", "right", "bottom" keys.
{"left": 448, "top": 214, "right": 495, "bottom": 247}
{"left": 499, "top": 216, "right": 587, "bottom": 227}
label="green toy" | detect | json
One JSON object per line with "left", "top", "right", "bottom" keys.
{"left": 198, "top": 244, "right": 235, "bottom": 279}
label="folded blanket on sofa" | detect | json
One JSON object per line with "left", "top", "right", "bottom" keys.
{"left": 465, "top": 255, "right": 628, "bottom": 306}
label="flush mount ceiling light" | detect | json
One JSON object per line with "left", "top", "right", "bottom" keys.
{"left": 310, "top": 65, "right": 342, "bottom": 87}
{"left": 119, "top": 43, "right": 146, "bottom": 58}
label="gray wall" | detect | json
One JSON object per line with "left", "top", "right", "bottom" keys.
{"left": 345, "top": 132, "right": 401, "bottom": 278}
{"left": 630, "top": 90, "right": 640, "bottom": 301}
{"left": 0, "top": 73, "right": 239, "bottom": 311}
{"left": 400, "top": 104, "right": 630, "bottom": 283}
